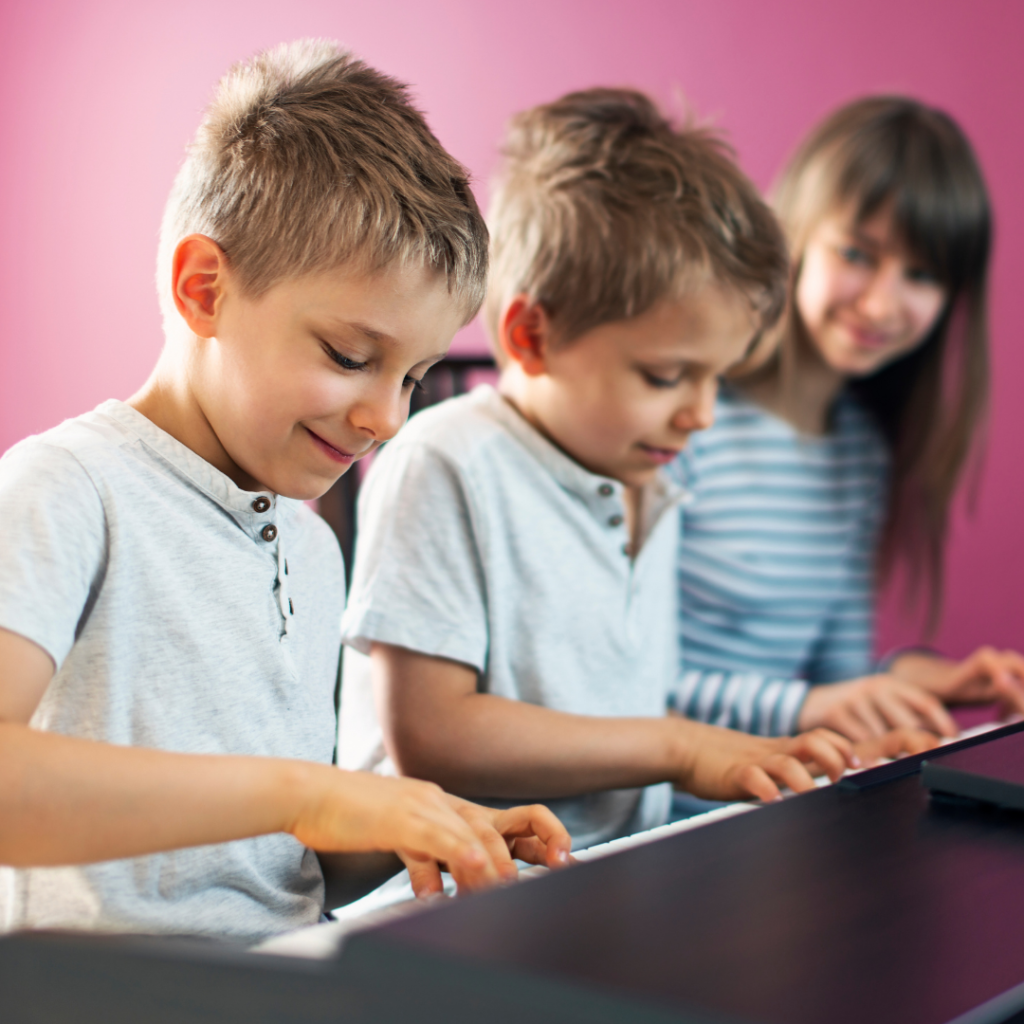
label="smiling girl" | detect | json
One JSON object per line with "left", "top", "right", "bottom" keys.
{"left": 671, "top": 96, "right": 1024, "bottom": 744}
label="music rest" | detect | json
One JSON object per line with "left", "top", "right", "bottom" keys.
{"left": 922, "top": 730, "right": 1024, "bottom": 811}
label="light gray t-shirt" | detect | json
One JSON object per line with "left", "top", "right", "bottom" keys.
{"left": 0, "top": 401, "right": 344, "bottom": 942}
{"left": 340, "top": 386, "right": 684, "bottom": 849}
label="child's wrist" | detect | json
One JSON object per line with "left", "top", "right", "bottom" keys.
{"left": 267, "top": 758, "right": 322, "bottom": 838}
{"left": 886, "top": 649, "right": 947, "bottom": 685}
{"left": 661, "top": 715, "right": 698, "bottom": 786}
{"left": 796, "top": 686, "right": 822, "bottom": 731}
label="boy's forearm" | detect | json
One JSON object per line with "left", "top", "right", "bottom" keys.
{"left": 386, "top": 689, "right": 694, "bottom": 798}
{"left": 0, "top": 722, "right": 309, "bottom": 866}
{"left": 375, "top": 644, "right": 862, "bottom": 803}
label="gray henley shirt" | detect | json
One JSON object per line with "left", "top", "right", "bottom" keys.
{"left": 340, "top": 386, "right": 684, "bottom": 849}
{"left": 0, "top": 401, "right": 344, "bottom": 941}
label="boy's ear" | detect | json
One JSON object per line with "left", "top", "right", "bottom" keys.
{"left": 171, "top": 235, "right": 230, "bottom": 339}
{"left": 499, "top": 296, "right": 554, "bottom": 376}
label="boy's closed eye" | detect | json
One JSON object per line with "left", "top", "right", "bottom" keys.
{"left": 320, "top": 340, "right": 367, "bottom": 372}
{"left": 319, "top": 339, "right": 427, "bottom": 392}
{"left": 638, "top": 364, "right": 694, "bottom": 389}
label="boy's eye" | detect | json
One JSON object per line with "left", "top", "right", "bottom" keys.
{"left": 322, "top": 342, "right": 366, "bottom": 372}
{"left": 641, "top": 369, "right": 686, "bottom": 389}
{"left": 403, "top": 375, "right": 427, "bottom": 393}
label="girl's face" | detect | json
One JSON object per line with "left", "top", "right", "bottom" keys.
{"left": 795, "top": 209, "right": 948, "bottom": 378}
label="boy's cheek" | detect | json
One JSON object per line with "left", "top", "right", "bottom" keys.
{"left": 291, "top": 375, "right": 359, "bottom": 423}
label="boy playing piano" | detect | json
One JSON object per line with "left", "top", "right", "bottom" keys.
{"left": 0, "top": 40, "right": 571, "bottom": 942}
{"left": 338, "top": 89, "right": 890, "bottom": 850}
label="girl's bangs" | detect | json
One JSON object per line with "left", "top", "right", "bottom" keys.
{"left": 832, "top": 115, "right": 990, "bottom": 293}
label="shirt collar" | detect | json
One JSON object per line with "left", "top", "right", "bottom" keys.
{"left": 96, "top": 400, "right": 299, "bottom": 524}
{"left": 474, "top": 384, "right": 686, "bottom": 531}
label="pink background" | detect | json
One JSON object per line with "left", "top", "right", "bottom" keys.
{"left": 1, "top": 0, "right": 1022, "bottom": 659}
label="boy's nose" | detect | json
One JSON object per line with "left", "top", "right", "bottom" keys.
{"left": 350, "top": 386, "right": 407, "bottom": 443}
{"left": 674, "top": 378, "right": 717, "bottom": 433}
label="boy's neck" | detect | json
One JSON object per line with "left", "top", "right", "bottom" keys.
{"left": 498, "top": 372, "right": 577, "bottom": 471}
{"left": 128, "top": 345, "right": 266, "bottom": 493}
{"left": 498, "top": 372, "right": 645, "bottom": 551}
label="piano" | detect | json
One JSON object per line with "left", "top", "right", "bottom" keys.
{"left": 6, "top": 720, "right": 1024, "bottom": 1023}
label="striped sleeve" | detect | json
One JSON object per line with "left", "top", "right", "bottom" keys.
{"left": 669, "top": 669, "right": 809, "bottom": 736}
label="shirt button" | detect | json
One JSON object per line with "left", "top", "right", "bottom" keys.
{"left": 252, "top": 496, "right": 271, "bottom": 514}
{"left": 598, "top": 483, "right": 614, "bottom": 497}
{"left": 261, "top": 524, "right": 278, "bottom": 542}
{"left": 608, "top": 514, "right": 624, "bottom": 527}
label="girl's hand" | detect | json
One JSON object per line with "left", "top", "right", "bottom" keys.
{"left": 673, "top": 723, "right": 858, "bottom": 803}
{"left": 892, "top": 649, "right": 1024, "bottom": 714}
{"left": 797, "top": 674, "right": 958, "bottom": 742}
{"left": 289, "top": 768, "right": 569, "bottom": 897}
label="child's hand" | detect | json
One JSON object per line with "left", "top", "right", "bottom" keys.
{"left": 852, "top": 727, "right": 940, "bottom": 766}
{"left": 672, "top": 722, "right": 858, "bottom": 803}
{"left": 797, "top": 674, "right": 957, "bottom": 742}
{"left": 289, "top": 768, "right": 571, "bottom": 897}
{"left": 401, "top": 796, "right": 574, "bottom": 897}
{"left": 892, "top": 648, "right": 1024, "bottom": 715}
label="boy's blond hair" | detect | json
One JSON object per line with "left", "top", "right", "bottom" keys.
{"left": 158, "top": 39, "right": 488, "bottom": 328}
{"left": 485, "top": 88, "right": 788, "bottom": 358}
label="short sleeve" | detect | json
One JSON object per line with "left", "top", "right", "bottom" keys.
{"left": 341, "top": 440, "right": 488, "bottom": 671}
{"left": 0, "top": 442, "right": 107, "bottom": 668}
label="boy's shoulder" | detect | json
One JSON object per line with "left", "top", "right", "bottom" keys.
{"left": 2, "top": 402, "right": 339, "bottom": 556}
{"left": 387, "top": 384, "right": 527, "bottom": 467}
{"left": 0, "top": 402, "right": 142, "bottom": 509}
{"left": 3, "top": 402, "right": 134, "bottom": 465}
{"left": 380, "top": 383, "right": 607, "bottom": 505}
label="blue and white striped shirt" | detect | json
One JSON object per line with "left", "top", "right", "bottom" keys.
{"left": 669, "top": 385, "right": 889, "bottom": 736}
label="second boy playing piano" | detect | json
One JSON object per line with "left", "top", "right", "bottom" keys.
{"left": 337, "top": 89, "right": 891, "bottom": 849}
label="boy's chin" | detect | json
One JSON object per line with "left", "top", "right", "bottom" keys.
{"left": 609, "top": 466, "right": 660, "bottom": 490}
{"left": 262, "top": 466, "right": 354, "bottom": 503}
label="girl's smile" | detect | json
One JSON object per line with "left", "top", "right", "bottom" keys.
{"left": 796, "top": 211, "right": 948, "bottom": 378}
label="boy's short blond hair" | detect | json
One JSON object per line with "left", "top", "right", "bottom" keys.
{"left": 158, "top": 39, "right": 488, "bottom": 328}
{"left": 485, "top": 88, "right": 788, "bottom": 357}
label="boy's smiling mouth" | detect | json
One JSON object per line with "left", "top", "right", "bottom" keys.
{"left": 305, "top": 426, "right": 361, "bottom": 463}
{"left": 636, "top": 442, "right": 683, "bottom": 465}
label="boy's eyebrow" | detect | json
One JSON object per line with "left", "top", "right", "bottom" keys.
{"left": 634, "top": 356, "right": 694, "bottom": 369}
{"left": 326, "top": 319, "right": 393, "bottom": 344}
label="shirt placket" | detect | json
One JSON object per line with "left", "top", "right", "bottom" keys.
{"left": 249, "top": 494, "right": 295, "bottom": 638}
{"left": 592, "top": 480, "right": 643, "bottom": 636}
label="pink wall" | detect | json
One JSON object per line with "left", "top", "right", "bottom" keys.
{"left": 2, "top": 0, "right": 1022, "bottom": 658}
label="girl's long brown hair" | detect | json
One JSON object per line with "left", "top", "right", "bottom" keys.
{"left": 750, "top": 97, "right": 992, "bottom": 632}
